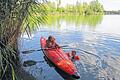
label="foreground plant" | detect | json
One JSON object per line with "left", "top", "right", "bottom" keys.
{"left": 0, "top": 0, "right": 46, "bottom": 80}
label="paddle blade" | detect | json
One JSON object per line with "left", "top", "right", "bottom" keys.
{"left": 23, "top": 60, "right": 37, "bottom": 67}
{"left": 23, "top": 60, "right": 44, "bottom": 67}
{"left": 22, "top": 50, "right": 36, "bottom": 54}
{"left": 21, "top": 49, "right": 41, "bottom": 54}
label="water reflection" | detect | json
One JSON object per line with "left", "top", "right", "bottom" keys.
{"left": 44, "top": 15, "right": 103, "bottom": 27}
{"left": 25, "top": 14, "right": 103, "bottom": 32}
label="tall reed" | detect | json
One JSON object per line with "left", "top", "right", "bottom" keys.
{"left": 0, "top": 0, "right": 46, "bottom": 79}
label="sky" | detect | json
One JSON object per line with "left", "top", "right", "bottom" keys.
{"left": 48, "top": 0, "right": 120, "bottom": 10}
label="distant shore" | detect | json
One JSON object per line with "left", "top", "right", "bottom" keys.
{"left": 104, "top": 10, "right": 120, "bottom": 15}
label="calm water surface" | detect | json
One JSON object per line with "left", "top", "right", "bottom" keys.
{"left": 20, "top": 15, "right": 120, "bottom": 80}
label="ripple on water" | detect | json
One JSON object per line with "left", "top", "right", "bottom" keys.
{"left": 20, "top": 30, "right": 120, "bottom": 80}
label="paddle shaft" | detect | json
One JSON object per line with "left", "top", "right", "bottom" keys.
{"left": 21, "top": 45, "right": 68, "bottom": 54}
{"left": 62, "top": 47, "right": 101, "bottom": 59}
{"left": 21, "top": 45, "right": 100, "bottom": 59}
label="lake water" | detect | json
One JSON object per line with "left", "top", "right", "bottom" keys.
{"left": 20, "top": 15, "right": 120, "bottom": 80}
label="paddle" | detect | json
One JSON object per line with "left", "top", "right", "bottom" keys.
{"left": 23, "top": 60, "right": 45, "bottom": 67}
{"left": 21, "top": 45, "right": 101, "bottom": 59}
{"left": 62, "top": 47, "right": 101, "bottom": 59}
{"left": 21, "top": 45, "right": 68, "bottom": 54}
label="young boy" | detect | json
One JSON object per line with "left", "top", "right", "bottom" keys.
{"left": 67, "top": 50, "right": 80, "bottom": 61}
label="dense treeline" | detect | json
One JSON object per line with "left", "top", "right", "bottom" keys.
{"left": 43, "top": 0, "right": 104, "bottom": 15}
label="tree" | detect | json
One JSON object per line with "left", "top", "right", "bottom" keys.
{"left": 89, "top": 0, "right": 104, "bottom": 15}
{"left": 57, "top": 0, "right": 61, "bottom": 11}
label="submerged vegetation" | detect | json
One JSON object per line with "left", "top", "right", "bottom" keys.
{"left": 43, "top": 0, "right": 104, "bottom": 15}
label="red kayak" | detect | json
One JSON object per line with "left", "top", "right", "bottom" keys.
{"left": 40, "top": 37, "right": 80, "bottom": 79}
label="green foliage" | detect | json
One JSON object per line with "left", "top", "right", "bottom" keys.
{"left": 88, "top": 0, "right": 104, "bottom": 15}
{"left": 75, "top": 1, "right": 104, "bottom": 15}
{"left": 76, "top": 3, "right": 84, "bottom": 15}
{"left": 44, "top": 0, "right": 104, "bottom": 15}
{"left": 0, "top": 0, "right": 47, "bottom": 79}
{"left": 22, "top": 3, "right": 47, "bottom": 33}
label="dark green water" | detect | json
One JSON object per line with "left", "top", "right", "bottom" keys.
{"left": 20, "top": 15, "right": 120, "bottom": 80}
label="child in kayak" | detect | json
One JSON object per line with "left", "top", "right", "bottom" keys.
{"left": 46, "top": 36, "right": 60, "bottom": 49}
{"left": 67, "top": 50, "right": 80, "bottom": 61}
